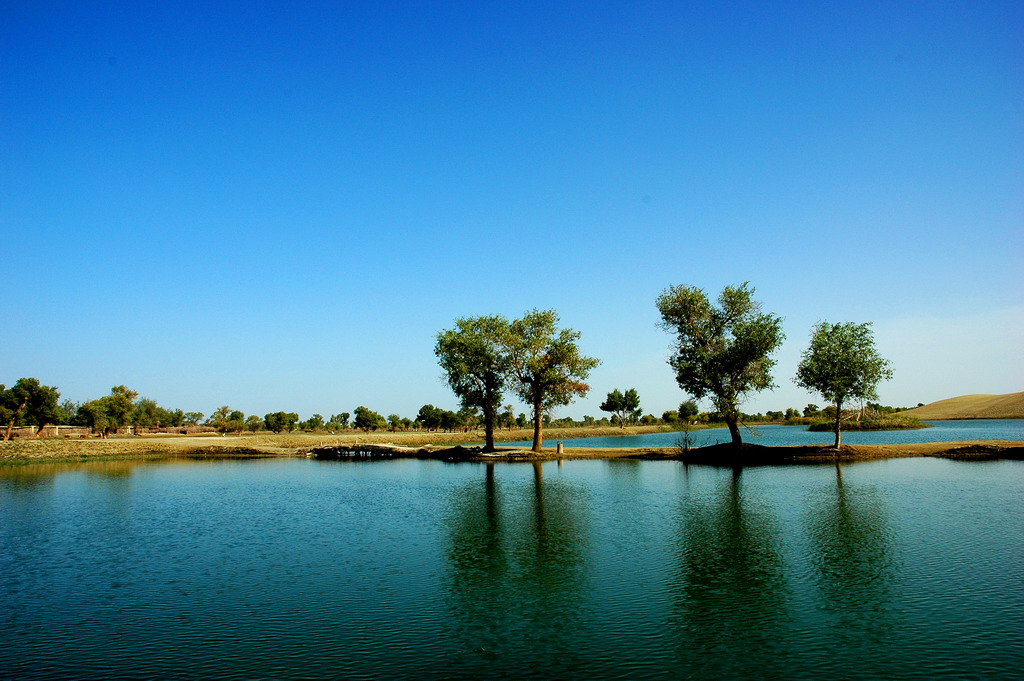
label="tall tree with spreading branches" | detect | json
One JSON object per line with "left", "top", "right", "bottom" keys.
{"left": 504, "top": 309, "right": 599, "bottom": 452}
{"left": 794, "top": 321, "right": 893, "bottom": 448}
{"left": 656, "top": 282, "right": 784, "bottom": 446}
{"left": 600, "top": 388, "right": 642, "bottom": 429}
{"left": 435, "top": 315, "right": 512, "bottom": 452}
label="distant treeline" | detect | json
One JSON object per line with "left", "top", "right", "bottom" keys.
{"left": 1, "top": 376, "right": 919, "bottom": 441}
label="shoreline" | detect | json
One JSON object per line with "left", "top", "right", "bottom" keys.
{"left": 1, "top": 430, "right": 1022, "bottom": 465}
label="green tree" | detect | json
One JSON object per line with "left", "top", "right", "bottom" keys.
{"left": 435, "top": 315, "right": 512, "bottom": 452}
{"left": 679, "top": 399, "right": 699, "bottom": 421}
{"left": 417, "top": 404, "right": 442, "bottom": 431}
{"left": 353, "top": 406, "right": 387, "bottom": 432}
{"left": 264, "top": 411, "right": 299, "bottom": 433}
{"left": 1, "top": 378, "right": 61, "bottom": 440}
{"left": 794, "top": 321, "right": 894, "bottom": 448}
{"left": 245, "top": 415, "right": 263, "bottom": 432}
{"left": 132, "top": 398, "right": 161, "bottom": 428}
{"left": 78, "top": 386, "right": 138, "bottom": 438}
{"left": 329, "top": 412, "right": 350, "bottom": 429}
{"left": 303, "top": 413, "right": 325, "bottom": 431}
{"left": 58, "top": 399, "right": 82, "bottom": 425}
{"left": 599, "top": 388, "right": 642, "bottom": 429}
{"left": 656, "top": 282, "right": 784, "bottom": 445}
{"left": 184, "top": 411, "right": 205, "bottom": 426}
{"left": 439, "top": 409, "right": 461, "bottom": 433}
{"left": 504, "top": 309, "right": 599, "bottom": 452}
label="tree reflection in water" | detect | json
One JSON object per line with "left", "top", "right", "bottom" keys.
{"left": 441, "top": 461, "right": 591, "bottom": 676}
{"left": 807, "top": 464, "right": 898, "bottom": 648}
{"left": 669, "top": 468, "right": 795, "bottom": 677}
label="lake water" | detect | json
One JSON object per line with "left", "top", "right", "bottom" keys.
{"left": 500, "top": 419, "right": 1024, "bottom": 449}
{"left": 2, "top": 456, "right": 1022, "bottom": 679}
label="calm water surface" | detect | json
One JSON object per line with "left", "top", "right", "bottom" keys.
{"left": 2, "top": 457, "right": 1022, "bottom": 679}
{"left": 500, "top": 418, "right": 1024, "bottom": 449}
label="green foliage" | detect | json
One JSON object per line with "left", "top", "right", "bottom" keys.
{"left": 662, "top": 410, "right": 679, "bottom": 423}
{"left": 329, "top": 412, "right": 350, "bottom": 429}
{"left": 656, "top": 282, "right": 784, "bottom": 445}
{"left": 209, "top": 406, "right": 245, "bottom": 433}
{"left": 264, "top": 411, "right": 299, "bottom": 433}
{"left": 77, "top": 386, "right": 138, "bottom": 437}
{"left": 245, "top": 415, "right": 264, "bottom": 432}
{"left": 678, "top": 399, "right": 699, "bottom": 420}
{"left": 1, "top": 377, "right": 62, "bottom": 439}
{"left": 435, "top": 315, "right": 512, "bottom": 451}
{"left": 505, "top": 309, "right": 599, "bottom": 452}
{"left": 795, "top": 321, "right": 893, "bottom": 447}
{"left": 301, "top": 413, "right": 325, "bottom": 431}
{"left": 353, "top": 405, "right": 387, "bottom": 432}
{"left": 417, "top": 404, "right": 443, "bottom": 431}
{"left": 131, "top": 398, "right": 184, "bottom": 428}
{"left": 600, "top": 388, "right": 642, "bottom": 428}
{"left": 807, "top": 413, "right": 924, "bottom": 432}
{"left": 438, "top": 409, "right": 461, "bottom": 433}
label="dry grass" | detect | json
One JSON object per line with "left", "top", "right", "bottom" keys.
{"left": 901, "top": 392, "right": 1024, "bottom": 420}
{"left": 0, "top": 424, "right": 676, "bottom": 463}
{"left": 6, "top": 423, "right": 1020, "bottom": 465}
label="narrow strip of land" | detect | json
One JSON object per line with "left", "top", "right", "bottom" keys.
{"left": 1, "top": 429, "right": 1021, "bottom": 464}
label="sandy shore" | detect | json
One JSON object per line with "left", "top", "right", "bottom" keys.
{"left": 1, "top": 429, "right": 1022, "bottom": 465}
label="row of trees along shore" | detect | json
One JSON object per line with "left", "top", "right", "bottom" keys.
{"left": 0, "top": 379, "right": 913, "bottom": 440}
{"left": 438, "top": 283, "right": 894, "bottom": 451}
{"left": 3, "top": 282, "right": 897, "bottom": 450}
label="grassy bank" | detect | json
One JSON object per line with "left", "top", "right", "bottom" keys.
{"left": 0, "top": 424, "right": 678, "bottom": 463}
{"left": 807, "top": 414, "right": 926, "bottom": 431}
{"left": 2, "top": 427, "right": 1022, "bottom": 465}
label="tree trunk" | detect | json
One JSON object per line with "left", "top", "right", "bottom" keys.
{"left": 725, "top": 414, "right": 742, "bottom": 445}
{"left": 3, "top": 398, "right": 28, "bottom": 441}
{"left": 833, "top": 399, "right": 843, "bottom": 449}
{"left": 482, "top": 404, "right": 496, "bottom": 453}
{"left": 532, "top": 401, "right": 544, "bottom": 453}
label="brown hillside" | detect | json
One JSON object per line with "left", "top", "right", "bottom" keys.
{"left": 902, "top": 392, "right": 1024, "bottom": 420}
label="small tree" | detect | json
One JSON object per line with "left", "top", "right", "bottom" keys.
{"left": 656, "top": 282, "right": 784, "bottom": 445}
{"left": 264, "top": 411, "right": 299, "bottom": 433}
{"left": 78, "top": 386, "right": 138, "bottom": 438}
{"left": 435, "top": 315, "right": 511, "bottom": 452}
{"left": 794, "top": 321, "right": 893, "bottom": 448}
{"left": 303, "top": 413, "right": 325, "bottom": 431}
{"left": 504, "top": 309, "right": 599, "bottom": 452}
{"left": 1, "top": 378, "right": 61, "bottom": 440}
{"left": 416, "top": 404, "right": 442, "bottom": 432}
{"left": 600, "top": 388, "right": 642, "bottom": 429}
{"left": 678, "top": 399, "right": 699, "bottom": 422}
{"left": 353, "top": 406, "right": 387, "bottom": 432}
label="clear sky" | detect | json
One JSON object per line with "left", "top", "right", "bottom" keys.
{"left": 3, "top": 1, "right": 1022, "bottom": 421}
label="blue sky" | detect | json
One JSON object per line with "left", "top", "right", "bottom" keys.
{"left": 3, "top": 1, "right": 1022, "bottom": 421}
